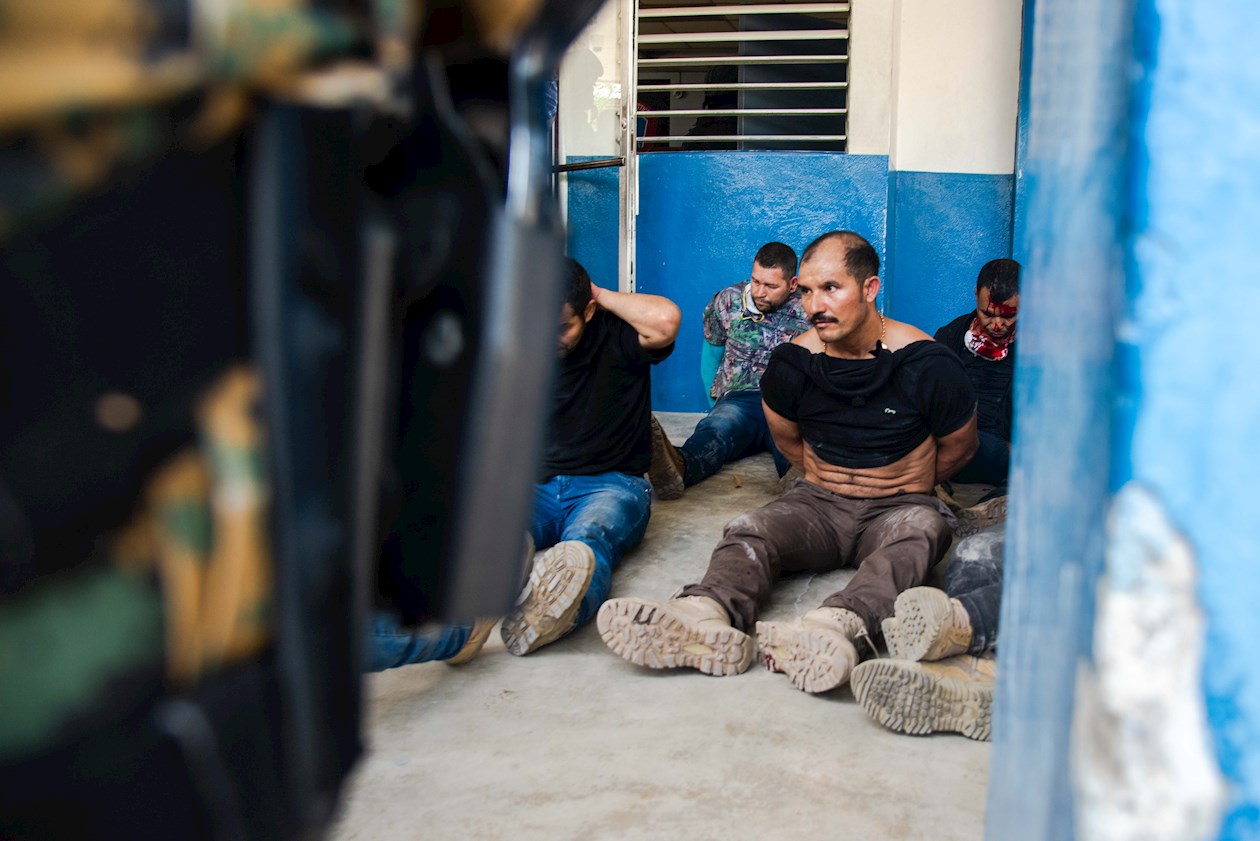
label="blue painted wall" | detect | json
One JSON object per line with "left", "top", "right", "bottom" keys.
{"left": 566, "top": 151, "right": 1016, "bottom": 411}
{"left": 1125, "top": 3, "right": 1260, "bottom": 838}
{"left": 885, "top": 170, "right": 1015, "bottom": 335}
{"left": 564, "top": 160, "right": 620, "bottom": 295}
{"left": 985, "top": 2, "right": 1131, "bottom": 839}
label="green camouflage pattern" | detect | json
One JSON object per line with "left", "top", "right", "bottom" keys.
{"left": 112, "top": 365, "right": 272, "bottom": 684}
{"left": 0, "top": 0, "right": 369, "bottom": 240}
{"left": 703, "top": 282, "right": 810, "bottom": 400}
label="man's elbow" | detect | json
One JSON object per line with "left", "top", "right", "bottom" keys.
{"left": 657, "top": 302, "right": 682, "bottom": 344}
{"left": 962, "top": 434, "right": 979, "bottom": 463}
{"left": 660, "top": 302, "right": 680, "bottom": 342}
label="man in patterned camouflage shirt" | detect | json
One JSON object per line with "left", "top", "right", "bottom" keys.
{"left": 648, "top": 241, "right": 809, "bottom": 499}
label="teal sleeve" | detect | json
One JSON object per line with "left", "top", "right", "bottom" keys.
{"left": 700, "top": 341, "right": 723, "bottom": 408}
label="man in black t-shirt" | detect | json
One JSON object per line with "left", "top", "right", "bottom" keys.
{"left": 933, "top": 258, "right": 1020, "bottom": 487}
{"left": 598, "top": 231, "right": 978, "bottom": 697}
{"left": 500, "top": 258, "right": 680, "bottom": 656}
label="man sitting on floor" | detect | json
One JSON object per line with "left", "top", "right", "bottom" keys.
{"left": 648, "top": 241, "right": 808, "bottom": 499}
{"left": 934, "top": 258, "right": 1020, "bottom": 488}
{"left": 597, "top": 230, "right": 977, "bottom": 695}
{"left": 500, "top": 257, "right": 681, "bottom": 656}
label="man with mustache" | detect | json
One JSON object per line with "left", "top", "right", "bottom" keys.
{"left": 933, "top": 258, "right": 1020, "bottom": 488}
{"left": 598, "top": 231, "right": 978, "bottom": 696}
{"left": 648, "top": 241, "right": 809, "bottom": 499}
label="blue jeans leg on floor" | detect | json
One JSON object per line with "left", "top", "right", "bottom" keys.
{"left": 679, "top": 390, "right": 788, "bottom": 484}
{"left": 531, "top": 471, "right": 652, "bottom": 632}
{"left": 367, "top": 611, "right": 472, "bottom": 672}
{"left": 946, "top": 523, "right": 1005, "bottom": 654}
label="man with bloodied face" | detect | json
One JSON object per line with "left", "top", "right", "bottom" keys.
{"left": 597, "top": 231, "right": 979, "bottom": 696}
{"left": 932, "top": 258, "right": 1021, "bottom": 487}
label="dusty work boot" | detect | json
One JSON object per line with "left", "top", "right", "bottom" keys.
{"left": 955, "top": 493, "right": 1007, "bottom": 539}
{"left": 450, "top": 532, "right": 535, "bottom": 664}
{"left": 597, "top": 595, "right": 753, "bottom": 676}
{"left": 647, "top": 416, "right": 686, "bottom": 500}
{"left": 443, "top": 617, "right": 499, "bottom": 665}
{"left": 755, "top": 607, "right": 864, "bottom": 694}
{"left": 500, "top": 541, "right": 595, "bottom": 656}
{"left": 881, "top": 587, "right": 973, "bottom": 662}
{"left": 850, "top": 653, "right": 997, "bottom": 741}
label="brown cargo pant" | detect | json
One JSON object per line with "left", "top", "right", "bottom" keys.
{"left": 679, "top": 480, "right": 954, "bottom": 636}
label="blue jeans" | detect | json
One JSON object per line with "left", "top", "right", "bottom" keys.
{"left": 951, "top": 428, "right": 1010, "bottom": 486}
{"left": 367, "top": 611, "right": 472, "bottom": 672}
{"left": 680, "top": 390, "right": 789, "bottom": 485}
{"left": 531, "top": 471, "right": 652, "bottom": 632}
{"left": 946, "top": 523, "right": 1004, "bottom": 654}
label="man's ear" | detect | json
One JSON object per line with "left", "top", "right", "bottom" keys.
{"left": 788, "top": 275, "right": 799, "bottom": 292}
{"left": 863, "top": 275, "right": 882, "bottom": 302}
{"left": 584, "top": 298, "right": 598, "bottom": 322}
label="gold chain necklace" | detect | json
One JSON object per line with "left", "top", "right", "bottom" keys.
{"left": 878, "top": 310, "right": 886, "bottom": 346}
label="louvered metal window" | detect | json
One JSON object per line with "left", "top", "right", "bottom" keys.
{"left": 635, "top": 2, "right": 848, "bottom": 152}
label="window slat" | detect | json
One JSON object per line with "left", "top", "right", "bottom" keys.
{"left": 640, "top": 135, "right": 847, "bottom": 143}
{"left": 638, "top": 29, "right": 848, "bottom": 46}
{"left": 639, "top": 82, "right": 848, "bottom": 91}
{"left": 639, "top": 55, "right": 847, "bottom": 67}
{"left": 639, "top": 108, "right": 846, "bottom": 118}
{"left": 639, "top": 4, "right": 849, "bottom": 19}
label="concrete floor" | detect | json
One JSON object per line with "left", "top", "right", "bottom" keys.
{"left": 331, "top": 413, "right": 990, "bottom": 841}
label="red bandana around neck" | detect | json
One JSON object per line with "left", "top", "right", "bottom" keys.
{"left": 964, "top": 318, "right": 1015, "bottom": 361}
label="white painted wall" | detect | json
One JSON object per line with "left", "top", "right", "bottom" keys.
{"left": 558, "top": 0, "right": 624, "bottom": 158}
{"left": 848, "top": 0, "right": 894, "bottom": 156}
{"left": 889, "top": 0, "right": 1022, "bottom": 173}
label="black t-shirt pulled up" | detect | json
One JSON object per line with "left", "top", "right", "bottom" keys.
{"left": 540, "top": 310, "right": 673, "bottom": 481}
{"left": 761, "top": 341, "right": 975, "bottom": 469}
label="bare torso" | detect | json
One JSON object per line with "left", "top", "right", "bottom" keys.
{"left": 781, "top": 319, "right": 944, "bottom": 498}
{"left": 802, "top": 436, "right": 938, "bottom": 497}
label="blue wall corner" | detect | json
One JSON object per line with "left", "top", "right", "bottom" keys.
{"left": 885, "top": 170, "right": 1015, "bottom": 336}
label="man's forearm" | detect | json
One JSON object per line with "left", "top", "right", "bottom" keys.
{"left": 700, "top": 341, "right": 724, "bottom": 407}
{"left": 593, "top": 285, "right": 681, "bottom": 349}
{"left": 934, "top": 440, "right": 979, "bottom": 483}
{"left": 764, "top": 401, "right": 805, "bottom": 468}
{"left": 778, "top": 439, "right": 805, "bottom": 470}
{"left": 931, "top": 416, "right": 980, "bottom": 483}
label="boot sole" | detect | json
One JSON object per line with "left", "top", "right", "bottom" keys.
{"left": 885, "top": 588, "right": 963, "bottom": 662}
{"left": 850, "top": 660, "right": 992, "bottom": 741}
{"left": 501, "top": 542, "right": 595, "bottom": 656}
{"left": 596, "top": 599, "right": 752, "bottom": 676}
{"left": 754, "top": 621, "right": 857, "bottom": 694}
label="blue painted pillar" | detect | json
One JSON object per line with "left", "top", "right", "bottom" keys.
{"left": 991, "top": 1, "right": 1260, "bottom": 839}
{"left": 985, "top": 2, "right": 1129, "bottom": 836}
